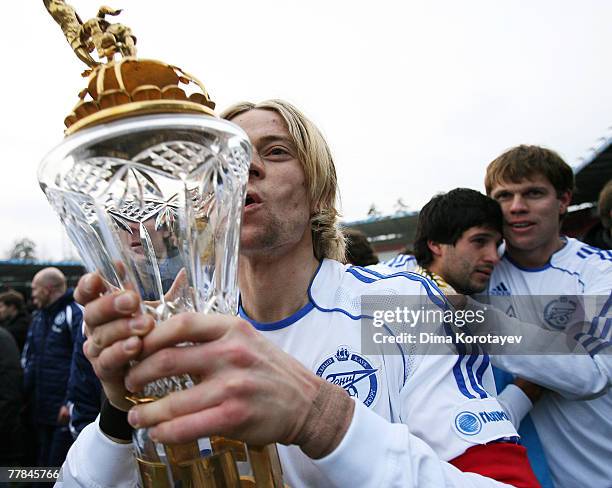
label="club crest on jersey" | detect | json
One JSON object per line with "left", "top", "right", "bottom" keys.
{"left": 315, "top": 346, "right": 379, "bottom": 407}
{"left": 54, "top": 311, "right": 66, "bottom": 326}
{"left": 544, "top": 296, "right": 577, "bottom": 330}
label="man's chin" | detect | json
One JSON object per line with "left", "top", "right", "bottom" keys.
{"left": 457, "top": 280, "right": 488, "bottom": 296}
{"left": 504, "top": 232, "right": 539, "bottom": 252}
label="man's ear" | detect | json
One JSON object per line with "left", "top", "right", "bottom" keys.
{"left": 558, "top": 190, "right": 572, "bottom": 215}
{"left": 427, "top": 240, "right": 443, "bottom": 259}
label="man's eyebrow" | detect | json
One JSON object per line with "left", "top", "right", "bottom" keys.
{"left": 470, "top": 232, "right": 496, "bottom": 239}
{"left": 491, "top": 188, "right": 511, "bottom": 198}
{"left": 256, "top": 134, "right": 295, "bottom": 147}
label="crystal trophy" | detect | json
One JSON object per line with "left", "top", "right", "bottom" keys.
{"left": 39, "top": 3, "right": 286, "bottom": 487}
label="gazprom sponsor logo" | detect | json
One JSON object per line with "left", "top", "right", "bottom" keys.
{"left": 455, "top": 409, "right": 510, "bottom": 436}
{"left": 455, "top": 412, "right": 482, "bottom": 436}
{"left": 479, "top": 410, "right": 510, "bottom": 424}
{"left": 453, "top": 398, "right": 518, "bottom": 443}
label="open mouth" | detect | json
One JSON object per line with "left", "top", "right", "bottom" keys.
{"left": 244, "top": 192, "right": 261, "bottom": 208}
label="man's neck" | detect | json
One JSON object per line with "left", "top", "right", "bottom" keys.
{"left": 423, "top": 262, "right": 456, "bottom": 293}
{"left": 238, "top": 242, "right": 319, "bottom": 324}
{"left": 46, "top": 290, "right": 67, "bottom": 309}
{"left": 506, "top": 235, "right": 565, "bottom": 269}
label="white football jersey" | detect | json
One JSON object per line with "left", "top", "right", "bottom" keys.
{"left": 60, "top": 259, "right": 519, "bottom": 488}
{"left": 487, "top": 237, "right": 612, "bottom": 488}
{"left": 240, "top": 259, "right": 516, "bottom": 486}
{"left": 384, "top": 253, "right": 417, "bottom": 271}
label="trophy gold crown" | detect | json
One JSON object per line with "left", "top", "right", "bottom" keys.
{"left": 43, "top": 1, "right": 216, "bottom": 135}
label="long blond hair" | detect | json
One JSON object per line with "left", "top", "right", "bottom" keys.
{"left": 221, "top": 100, "right": 346, "bottom": 261}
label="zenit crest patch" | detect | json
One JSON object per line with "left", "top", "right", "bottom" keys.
{"left": 315, "top": 346, "right": 379, "bottom": 407}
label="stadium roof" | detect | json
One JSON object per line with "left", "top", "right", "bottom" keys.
{"left": 573, "top": 131, "right": 612, "bottom": 206}
{"left": 344, "top": 211, "right": 418, "bottom": 252}
{"left": 0, "top": 260, "right": 84, "bottom": 291}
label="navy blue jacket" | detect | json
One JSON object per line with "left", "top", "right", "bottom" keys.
{"left": 66, "top": 323, "right": 102, "bottom": 437}
{"left": 0, "top": 327, "right": 25, "bottom": 463}
{"left": 22, "top": 289, "right": 82, "bottom": 426}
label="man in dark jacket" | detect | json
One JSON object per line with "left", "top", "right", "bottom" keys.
{"left": 0, "top": 327, "right": 25, "bottom": 466}
{"left": 22, "top": 267, "right": 82, "bottom": 468}
{"left": 66, "top": 323, "right": 102, "bottom": 438}
{"left": 0, "top": 290, "right": 30, "bottom": 352}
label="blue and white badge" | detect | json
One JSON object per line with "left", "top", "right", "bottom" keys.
{"left": 315, "top": 346, "right": 379, "bottom": 407}
{"left": 452, "top": 398, "right": 518, "bottom": 444}
{"left": 54, "top": 311, "right": 66, "bottom": 326}
{"left": 543, "top": 296, "right": 577, "bottom": 330}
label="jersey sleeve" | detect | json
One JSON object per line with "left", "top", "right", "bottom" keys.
{"left": 465, "top": 297, "right": 611, "bottom": 399}
{"left": 496, "top": 384, "right": 533, "bottom": 428}
{"left": 61, "top": 406, "right": 519, "bottom": 488}
{"left": 58, "top": 417, "right": 138, "bottom": 488}
{"left": 313, "top": 401, "right": 518, "bottom": 488}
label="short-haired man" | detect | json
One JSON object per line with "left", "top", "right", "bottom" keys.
{"left": 60, "top": 101, "right": 536, "bottom": 487}
{"left": 0, "top": 289, "right": 30, "bottom": 351}
{"left": 473, "top": 145, "right": 612, "bottom": 488}
{"left": 22, "top": 267, "right": 82, "bottom": 468}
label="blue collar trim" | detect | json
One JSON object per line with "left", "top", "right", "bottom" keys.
{"left": 239, "top": 301, "right": 314, "bottom": 331}
{"left": 503, "top": 237, "right": 568, "bottom": 272}
{"left": 238, "top": 261, "right": 322, "bottom": 331}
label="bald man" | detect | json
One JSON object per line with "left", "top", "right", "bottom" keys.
{"left": 23, "top": 267, "right": 83, "bottom": 469}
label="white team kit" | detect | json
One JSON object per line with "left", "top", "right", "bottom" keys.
{"left": 60, "top": 259, "right": 522, "bottom": 488}
{"left": 482, "top": 238, "right": 612, "bottom": 488}
{"left": 385, "top": 240, "right": 612, "bottom": 488}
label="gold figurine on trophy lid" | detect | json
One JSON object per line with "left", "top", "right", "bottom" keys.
{"left": 43, "top": 0, "right": 216, "bottom": 135}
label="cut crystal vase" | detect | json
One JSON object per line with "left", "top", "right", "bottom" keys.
{"left": 39, "top": 114, "right": 284, "bottom": 487}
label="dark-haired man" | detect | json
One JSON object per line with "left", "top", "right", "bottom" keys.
{"left": 408, "top": 188, "right": 502, "bottom": 296}
{"left": 0, "top": 290, "right": 30, "bottom": 352}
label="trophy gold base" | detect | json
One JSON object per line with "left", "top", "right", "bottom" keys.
{"left": 136, "top": 439, "right": 286, "bottom": 488}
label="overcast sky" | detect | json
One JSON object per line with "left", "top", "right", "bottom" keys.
{"left": 2, "top": 1, "right": 612, "bottom": 260}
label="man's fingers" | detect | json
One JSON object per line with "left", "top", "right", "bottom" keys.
{"left": 139, "top": 313, "right": 240, "bottom": 357}
{"left": 85, "top": 314, "right": 155, "bottom": 358}
{"left": 142, "top": 405, "right": 235, "bottom": 445}
{"left": 92, "top": 336, "right": 143, "bottom": 380}
{"left": 75, "top": 273, "right": 107, "bottom": 306}
{"left": 84, "top": 290, "right": 141, "bottom": 330}
{"left": 127, "top": 379, "right": 227, "bottom": 429}
{"left": 126, "top": 343, "right": 218, "bottom": 391}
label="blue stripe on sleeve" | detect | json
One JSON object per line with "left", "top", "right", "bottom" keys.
{"left": 465, "top": 350, "right": 489, "bottom": 399}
